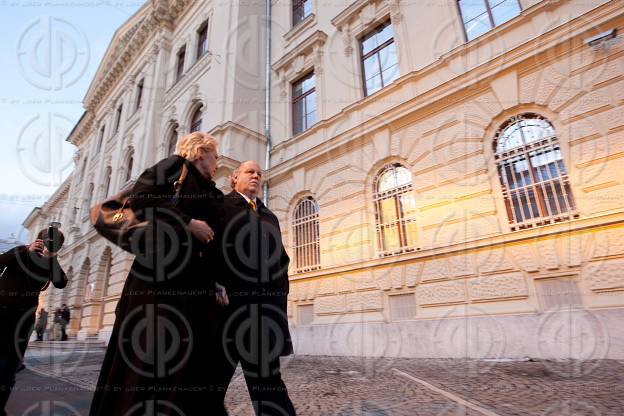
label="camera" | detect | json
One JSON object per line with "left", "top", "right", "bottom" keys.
{"left": 44, "top": 222, "right": 64, "bottom": 253}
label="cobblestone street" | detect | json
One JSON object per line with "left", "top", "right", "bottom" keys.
{"left": 13, "top": 346, "right": 624, "bottom": 415}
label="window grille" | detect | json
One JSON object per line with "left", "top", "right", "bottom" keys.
{"left": 374, "top": 164, "right": 417, "bottom": 256}
{"left": 293, "top": 197, "right": 320, "bottom": 273}
{"left": 494, "top": 113, "right": 577, "bottom": 231}
{"left": 298, "top": 304, "right": 314, "bottom": 325}
{"left": 389, "top": 293, "right": 416, "bottom": 320}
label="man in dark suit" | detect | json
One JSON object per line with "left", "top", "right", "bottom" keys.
{"left": 217, "top": 160, "right": 296, "bottom": 415}
{"left": 0, "top": 227, "right": 67, "bottom": 416}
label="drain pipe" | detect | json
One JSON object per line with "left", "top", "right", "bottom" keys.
{"left": 262, "top": 0, "right": 271, "bottom": 206}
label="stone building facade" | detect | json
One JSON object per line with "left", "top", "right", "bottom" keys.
{"left": 25, "top": 0, "right": 624, "bottom": 359}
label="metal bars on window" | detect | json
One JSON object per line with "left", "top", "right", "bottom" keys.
{"left": 293, "top": 196, "right": 320, "bottom": 273}
{"left": 373, "top": 164, "right": 417, "bottom": 256}
{"left": 495, "top": 113, "right": 577, "bottom": 231}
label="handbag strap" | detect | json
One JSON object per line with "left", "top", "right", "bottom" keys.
{"left": 172, "top": 163, "right": 188, "bottom": 197}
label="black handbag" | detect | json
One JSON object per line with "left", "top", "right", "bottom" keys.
{"left": 90, "top": 164, "right": 188, "bottom": 253}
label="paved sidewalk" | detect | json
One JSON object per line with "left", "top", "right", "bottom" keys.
{"left": 14, "top": 348, "right": 624, "bottom": 415}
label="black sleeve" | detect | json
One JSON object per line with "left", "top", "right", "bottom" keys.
{"left": 50, "top": 257, "right": 68, "bottom": 289}
{"left": 0, "top": 246, "right": 27, "bottom": 269}
{"left": 129, "top": 156, "right": 192, "bottom": 225}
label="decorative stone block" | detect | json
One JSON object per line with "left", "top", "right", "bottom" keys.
{"left": 537, "top": 239, "right": 559, "bottom": 270}
{"left": 509, "top": 245, "right": 540, "bottom": 272}
{"left": 345, "top": 291, "right": 383, "bottom": 312}
{"left": 405, "top": 263, "right": 422, "bottom": 287}
{"left": 336, "top": 276, "right": 355, "bottom": 293}
{"left": 317, "top": 278, "right": 336, "bottom": 295}
{"left": 448, "top": 253, "right": 477, "bottom": 277}
{"left": 315, "top": 294, "right": 346, "bottom": 314}
{"left": 592, "top": 229, "right": 624, "bottom": 259}
{"left": 417, "top": 280, "right": 467, "bottom": 306}
{"left": 421, "top": 258, "right": 449, "bottom": 281}
{"left": 586, "top": 259, "right": 624, "bottom": 291}
{"left": 467, "top": 272, "right": 528, "bottom": 301}
{"left": 353, "top": 271, "right": 379, "bottom": 290}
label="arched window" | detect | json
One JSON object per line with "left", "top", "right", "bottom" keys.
{"left": 102, "top": 167, "right": 112, "bottom": 198}
{"left": 494, "top": 113, "right": 577, "bottom": 231}
{"left": 292, "top": 197, "right": 320, "bottom": 273}
{"left": 84, "top": 183, "right": 94, "bottom": 217}
{"left": 168, "top": 125, "right": 178, "bottom": 156}
{"left": 125, "top": 152, "right": 134, "bottom": 183}
{"left": 101, "top": 253, "right": 112, "bottom": 298}
{"left": 374, "top": 163, "right": 417, "bottom": 256}
{"left": 190, "top": 107, "right": 202, "bottom": 132}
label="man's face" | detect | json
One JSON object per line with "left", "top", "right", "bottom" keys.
{"left": 234, "top": 161, "right": 263, "bottom": 199}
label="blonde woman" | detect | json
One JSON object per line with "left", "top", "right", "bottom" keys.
{"left": 90, "top": 132, "right": 227, "bottom": 415}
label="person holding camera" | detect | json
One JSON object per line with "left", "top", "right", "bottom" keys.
{"left": 0, "top": 227, "right": 67, "bottom": 416}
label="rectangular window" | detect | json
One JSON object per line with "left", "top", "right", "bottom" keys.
{"left": 458, "top": 0, "right": 521, "bottom": 41}
{"left": 114, "top": 104, "right": 123, "bottom": 133}
{"left": 135, "top": 79, "right": 144, "bottom": 111}
{"left": 360, "top": 20, "right": 399, "bottom": 97}
{"left": 292, "top": 72, "right": 316, "bottom": 136}
{"left": 196, "top": 21, "right": 208, "bottom": 59}
{"left": 292, "top": 0, "right": 312, "bottom": 27}
{"left": 175, "top": 45, "right": 186, "bottom": 82}
{"left": 389, "top": 293, "right": 416, "bottom": 321}
{"left": 298, "top": 304, "right": 314, "bottom": 326}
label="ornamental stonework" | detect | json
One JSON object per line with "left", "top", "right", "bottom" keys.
{"left": 417, "top": 280, "right": 467, "bottom": 306}
{"left": 467, "top": 272, "right": 528, "bottom": 302}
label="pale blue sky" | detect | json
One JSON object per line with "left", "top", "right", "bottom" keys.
{"left": 0, "top": 1, "right": 143, "bottom": 243}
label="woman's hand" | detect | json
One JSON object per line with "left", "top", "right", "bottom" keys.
{"left": 188, "top": 219, "right": 215, "bottom": 243}
{"left": 216, "top": 283, "right": 229, "bottom": 306}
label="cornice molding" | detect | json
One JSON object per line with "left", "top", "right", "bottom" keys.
{"left": 331, "top": 0, "right": 397, "bottom": 31}
{"left": 283, "top": 13, "right": 317, "bottom": 46}
{"left": 272, "top": 30, "right": 328, "bottom": 75}
{"left": 209, "top": 121, "right": 267, "bottom": 144}
{"left": 84, "top": 0, "right": 194, "bottom": 114}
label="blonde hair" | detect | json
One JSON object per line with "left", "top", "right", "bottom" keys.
{"left": 174, "top": 132, "right": 217, "bottom": 161}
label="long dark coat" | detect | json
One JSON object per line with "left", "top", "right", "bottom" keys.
{"left": 219, "top": 191, "right": 293, "bottom": 358}
{"left": 90, "top": 156, "right": 225, "bottom": 416}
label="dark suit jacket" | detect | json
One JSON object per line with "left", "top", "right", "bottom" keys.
{"left": 0, "top": 246, "right": 67, "bottom": 310}
{"left": 220, "top": 191, "right": 293, "bottom": 356}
